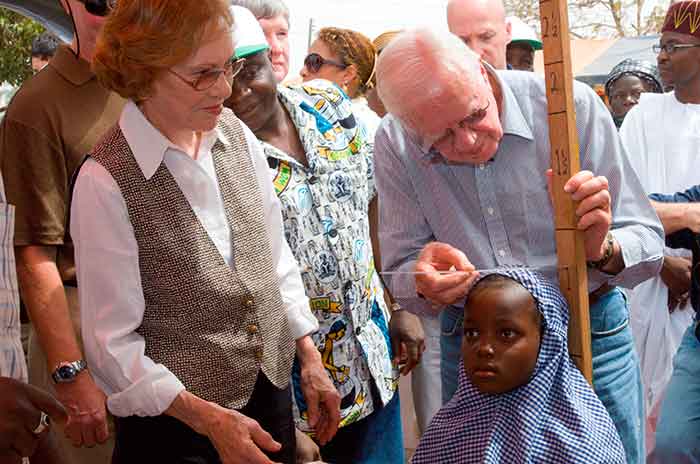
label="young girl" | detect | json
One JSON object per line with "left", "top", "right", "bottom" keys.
{"left": 412, "top": 268, "right": 626, "bottom": 463}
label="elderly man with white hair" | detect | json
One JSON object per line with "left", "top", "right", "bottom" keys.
{"left": 374, "top": 28, "right": 663, "bottom": 463}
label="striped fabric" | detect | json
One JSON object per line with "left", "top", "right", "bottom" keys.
{"left": 0, "top": 174, "right": 26, "bottom": 381}
{"left": 412, "top": 267, "right": 626, "bottom": 464}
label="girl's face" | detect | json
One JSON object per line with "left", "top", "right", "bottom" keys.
{"left": 461, "top": 283, "right": 541, "bottom": 395}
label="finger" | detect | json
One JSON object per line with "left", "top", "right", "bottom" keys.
{"left": 305, "top": 391, "right": 320, "bottom": 429}
{"left": 94, "top": 414, "right": 109, "bottom": 444}
{"left": 563, "top": 170, "right": 594, "bottom": 194}
{"left": 10, "top": 429, "right": 40, "bottom": 458}
{"left": 577, "top": 208, "right": 610, "bottom": 231}
{"left": 416, "top": 271, "right": 474, "bottom": 297}
{"left": 390, "top": 332, "right": 402, "bottom": 366}
{"left": 240, "top": 441, "right": 277, "bottom": 464}
{"left": 23, "top": 384, "right": 67, "bottom": 425}
{"left": 80, "top": 419, "right": 98, "bottom": 448}
{"left": 402, "top": 341, "right": 420, "bottom": 375}
{"left": 419, "top": 243, "right": 474, "bottom": 271}
{"left": 428, "top": 274, "right": 477, "bottom": 305}
{"left": 249, "top": 421, "right": 282, "bottom": 453}
{"left": 315, "top": 410, "right": 332, "bottom": 445}
{"left": 570, "top": 175, "right": 609, "bottom": 202}
{"left": 319, "top": 396, "right": 340, "bottom": 444}
{"left": 64, "top": 419, "right": 83, "bottom": 448}
{"left": 575, "top": 190, "right": 611, "bottom": 217}
{"left": 0, "top": 449, "right": 23, "bottom": 464}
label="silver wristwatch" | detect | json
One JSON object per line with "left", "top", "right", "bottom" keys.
{"left": 51, "top": 360, "right": 87, "bottom": 384}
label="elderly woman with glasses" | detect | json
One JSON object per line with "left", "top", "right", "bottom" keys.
{"left": 226, "top": 9, "right": 425, "bottom": 464}
{"left": 69, "top": 1, "right": 339, "bottom": 463}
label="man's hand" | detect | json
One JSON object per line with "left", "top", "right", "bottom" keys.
{"left": 389, "top": 310, "right": 425, "bottom": 375}
{"left": 296, "top": 337, "right": 340, "bottom": 446}
{"left": 414, "top": 242, "right": 478, "bottom": 308}
{"left": 660, "top": 255, "right": 692, "bottom": 313}
{"left": 54, "top": 372, "right": 109, "bottom": 448}
{"left": 0, "top": 377, "right": 67, "bottom": 459}
{"left": 295, "top": 428, "right": 321, "bottom": 464}
{"left": 547, "top": 170, "right": 613, "bottom": 261}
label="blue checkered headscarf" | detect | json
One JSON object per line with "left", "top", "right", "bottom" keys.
{"left": 412, "top": 267, "right": 626, "bottom": 464}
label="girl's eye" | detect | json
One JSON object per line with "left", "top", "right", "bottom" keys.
{"left": 501, "top": 329, "right": 517, "bottom": 339}
{"left": 464, "top": 328, "right": 479, "bottom": 338}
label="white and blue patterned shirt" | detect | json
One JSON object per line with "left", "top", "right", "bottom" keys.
{"left": 376, "top": 69, "right": 664, "bottom": 314}
{"left": 263, "top": 80, "right": 397, "bottom": 430}
{"left": 0, "top": 174, "right": 26, "bottom": 381}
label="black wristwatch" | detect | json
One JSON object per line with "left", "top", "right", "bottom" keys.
{"left": 51, "top": 360, "right": 87, "bottom": 384}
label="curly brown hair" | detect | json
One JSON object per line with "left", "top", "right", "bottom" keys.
{"left": 317, "top": 27, "right": 377, "bottom": 95}
{"left": 93, "top": 0, "right": 232, "bottom": 102}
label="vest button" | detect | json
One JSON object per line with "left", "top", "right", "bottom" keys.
{"left": 247, "top": 324, "right": 258, "bottom": 335}
{"left": 244, "top": 298, "right": 255, "bottom": 308}
{"left": 355, "top": 326, "right": 362, "bottom": 335}
{"left": 308, "top": 175, "right": 319, "bottom": 184}
{"left": 328, "top": 228, "right": 338, "bottom": 238}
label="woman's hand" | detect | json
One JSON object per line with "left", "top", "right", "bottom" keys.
{"left": 166, "top": 391, "right": 281, "bottom": 464}
{"left": 296, "top": 336, "right": 341, "bottom": 446}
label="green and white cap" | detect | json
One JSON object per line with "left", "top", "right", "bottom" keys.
{"left": 507, "top": 16, "right": 543, "bottom": 51}
{"left": 231, "top": 5, "right": 269, "bottom": 59}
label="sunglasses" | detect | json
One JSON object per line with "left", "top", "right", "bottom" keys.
{"left": 168, "top": 58, "right": 246, "bottom": 91}
{"left": 77, "top": 0, "right": 116, "bottom": 17}
{"left": 303, "top": 53, "right": 347, "bottom": 73}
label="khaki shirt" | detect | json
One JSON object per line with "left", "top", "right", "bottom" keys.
{"left": 0, "top": 46, "right": 124, "bottom": 281}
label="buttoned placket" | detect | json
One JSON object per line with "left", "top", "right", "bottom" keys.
{"left": 474, "top": 162, "right": 514, "bottom": 265}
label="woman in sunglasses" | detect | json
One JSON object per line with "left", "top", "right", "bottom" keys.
{"left": 227, "top": 10, "right": 425, "bottom": 464}
{"left": 70, "top": 1, "right": 338, "bottom": 463}
{"left": 301, "top": 27, "right": 382, "bottom": 143}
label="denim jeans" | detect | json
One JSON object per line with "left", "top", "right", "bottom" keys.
{"left": 649, "top": 320, "right": 700, "bottom": 464}
{"left": 440, "top": 288, "right": 644, "bottom": 464}
{"left": 320, "top": 392, "right": 404, "bottom": 464}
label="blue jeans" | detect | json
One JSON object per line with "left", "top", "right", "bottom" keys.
{"left": 440, "top": 288, "right": 644, "bottom": 463}
{"left": 319, "top": 392, "right": 404, "bottom": 464}
{"left": 649, "top": 321, "right": 700, "bottom": 464}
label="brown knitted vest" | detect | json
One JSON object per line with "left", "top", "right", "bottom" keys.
{"left": 89, "top": 111, "right": 295, "bottom": 409}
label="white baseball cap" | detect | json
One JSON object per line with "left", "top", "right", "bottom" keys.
{"left": 230, "top": 5, "right": 269, "bottom": 59}
{"left": 507, "top": 16, "right": 543, "bottom": 51}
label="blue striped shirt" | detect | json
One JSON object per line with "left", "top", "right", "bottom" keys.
{"left": 375, "top": 69, "right": 663, "bottom": 313}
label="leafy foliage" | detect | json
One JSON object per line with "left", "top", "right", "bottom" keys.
{"left": 0, "top": 9, "right": 44, "bottom": 86}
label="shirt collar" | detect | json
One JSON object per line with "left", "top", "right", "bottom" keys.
{"left": 492, "top": 67, "right": 534, "bottom": 141}
{"left": 119, "top": 100, "right": 226, "bottom": 179}
{"left": 50, "top": 45, "right": 95, "bottom": 86}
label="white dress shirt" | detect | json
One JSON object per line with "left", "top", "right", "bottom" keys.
{"left": 71, "top": 101, "right": 317, "bottom": 418}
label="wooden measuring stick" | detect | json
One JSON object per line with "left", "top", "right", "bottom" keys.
{"left": 538, "top": 0, "right": 593, "bottom": 383}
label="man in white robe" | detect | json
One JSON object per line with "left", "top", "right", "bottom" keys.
{"left": 619, "top": 26, "right": 700, "bottom": 452}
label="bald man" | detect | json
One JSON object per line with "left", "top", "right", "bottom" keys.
{"left": 446, "top": 0, "right": 511, "bottom": 69}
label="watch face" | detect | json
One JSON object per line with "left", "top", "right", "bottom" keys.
{"left": 57, "top": 365, "right": 77, "bottom": 380}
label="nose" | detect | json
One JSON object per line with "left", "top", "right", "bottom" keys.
{"left": 212, "top": 72, "right": 232, "bottom": 100}
{"left": 454, "top": 125, "right": 478, "bottom": 148}
{"left": 477, "top": 340, "right": 495, "bottom": 358}
{"left": 269, "top": 37, "right": 282, "bottom": 55}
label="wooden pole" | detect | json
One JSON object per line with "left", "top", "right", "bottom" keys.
{"left": 538, "top": 0, "right": 594, "bottom": 383}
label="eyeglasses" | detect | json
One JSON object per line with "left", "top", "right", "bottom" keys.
{"left": 77, "top": 0, "right": 116, "bottom": 17}
{"left": 303, "top": 53, "right": 347, "bottom": 73}
{"left": 428, "top": 99, "right": 491, "bottom": 150}
{"left": 652, "top": 43, "right": 700, "bottom": 55}
{"left": 168, "top": 58, "right": 246, "bottom": 91}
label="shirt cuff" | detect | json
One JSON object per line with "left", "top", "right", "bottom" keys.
{"left": 596, "top": 228, "right": 663, "bottom": 289}
{"left": 106, "top": 369, "right": 186, "bottom": 418}
{"left": 286, "top": 299, "right": 319, "bottom": 339}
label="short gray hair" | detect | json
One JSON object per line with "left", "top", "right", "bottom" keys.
{"left": 376, "top": 28, "right": 482, "bottom": 133}
{"left": 229, "top": 0, "right": 289, "bottom": 23}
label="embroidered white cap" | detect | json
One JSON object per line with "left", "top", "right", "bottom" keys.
{"left": 231, "top": 5, "right": 269, "bottom": 59}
